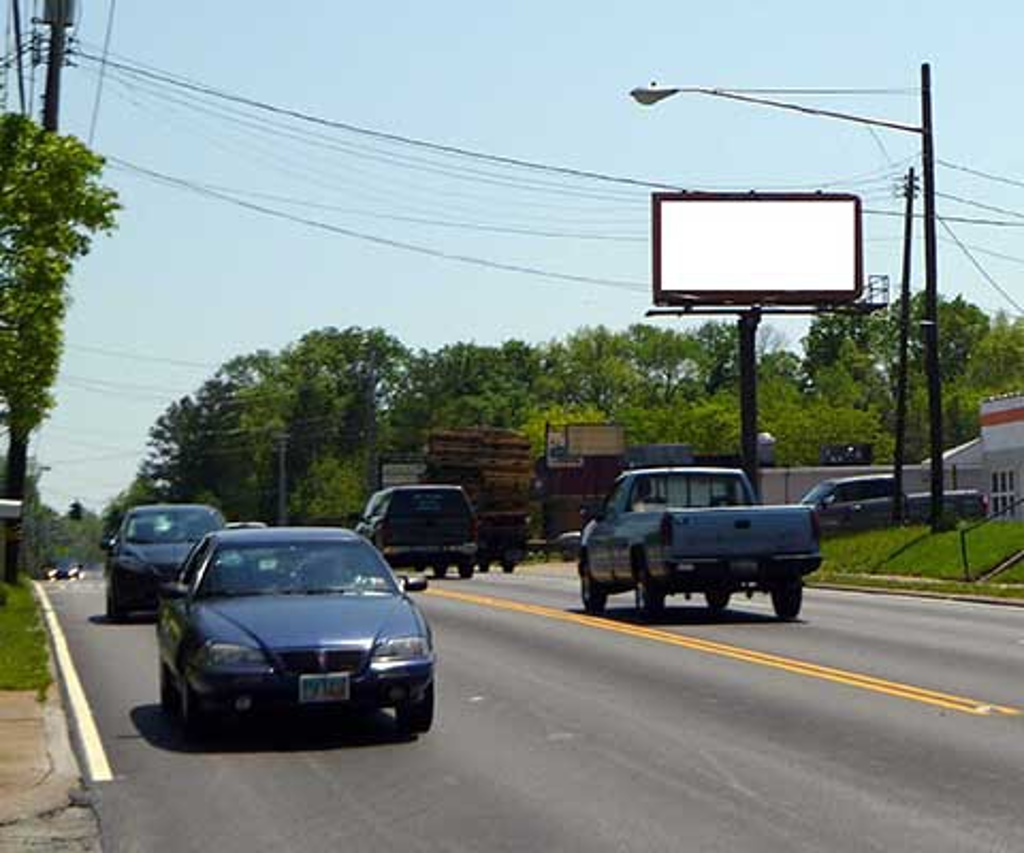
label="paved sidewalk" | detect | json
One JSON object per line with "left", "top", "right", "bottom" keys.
{"left": 0, "top": 678, "right": 101, "bottom": 851}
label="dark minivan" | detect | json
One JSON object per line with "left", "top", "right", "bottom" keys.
{"left": 356, "top": 486, "right": 477, "bottom": 579}
{"left": 104, "top": 504, "right": 225, "bottom": 619}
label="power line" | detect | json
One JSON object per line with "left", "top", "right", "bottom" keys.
{"left": 65, "top": 342, "right": 220, "bottom": 369}
{"left": 76, "top": 51, "right": 681, "bottom": 194}
{"left": 86, "top": 0, "right": 117, "bottom": 145}
{"left": 864, "top": 207, "right": 1024, "bottom": 228}
{"left": 938, "top": 159, "right": 1024, "bottom": 192}
{"left": 936, "top": 190, "right": 1024, "bottom": 222}
{"left": 104, "top": 161, "right": 646, "bottom": 243}
{"left": 938, "top": 219, "right": 1024, "bottom": 315}
{"left": 109, "top": 156, "right": 649, "bottom": 293}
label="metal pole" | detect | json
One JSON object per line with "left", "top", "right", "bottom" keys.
{"left": 738, "top": 309, "right": 761, "bottom": 500}
{"left": 892, "top": 168, "right": 915, "bottom": 524}
{"left": 920, "top": 62, "right": 944, "bottom": 531}
{"left": 42, "top": 8, "right": 67, "bottom": 132}
{"left": 275, "top": 434, "right": 288, "bottom": 526}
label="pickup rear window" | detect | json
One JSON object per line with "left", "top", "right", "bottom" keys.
{"left": 388, "top": 489, "right": 470, "bottom": 517}
{"left": 630, "top": 473, "right": 748, "bottom": 511}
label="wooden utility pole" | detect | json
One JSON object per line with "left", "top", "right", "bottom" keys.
{"left": 738, "top": 309, "right": 761, "bottom": 500}
{"left": 42, "top": 0, "right": 71, "bottom": 132}
{"left": 3, "top": 0, "right": 74, "bottom": 582}
{"left": 275, "top": 434, "right": 289, "bottom": 526}
{"left": 892, "top": 168, "right": 916, "bottom": 524}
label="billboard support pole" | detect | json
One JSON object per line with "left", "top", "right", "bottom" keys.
{"left": 738, "top": 308, "right": 761, "bottom": 500}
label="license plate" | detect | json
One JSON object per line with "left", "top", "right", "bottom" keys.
{"left": 731, "top": 559, "right": 759, "bottom": 573}
{"left": 298, "top": 673, "right": 350, "bottom": 704}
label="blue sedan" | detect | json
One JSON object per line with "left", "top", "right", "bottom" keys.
{"left": 157, "top": 527, "right": 434, "bottom": 737}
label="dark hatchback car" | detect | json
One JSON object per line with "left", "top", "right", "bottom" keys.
{"left": 156, "top": 527, "right": 435, "bottom": 736}
{"left": 104, "top": 504, "right": 225, "bottom": 620}
{"left": 356, "top": 485, "right": 477, "bottom": 579}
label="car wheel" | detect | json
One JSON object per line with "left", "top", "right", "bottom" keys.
{"left": 106, "top": 582, "right": 125, "bottom": 623}
{"left": 432, "top": 564, "right": 448, "bottom": 580}
{"left": 457, "top": 561, "right": 474, "bottom": 579}
{"left": 580, "top": 560, "right": 607, "bottom": 616}
{"left": 477, "top": 560, "right": 491, "bottom": 573}
{"left": 704, "top": 588, "right": 731, "bottom": 617}
{"left": 634, "top": 559, "right": 665, "bottom": 620}
{"left": 395, "top": 683, "right": 434, "bottom": 735}
{"left": 160, "top": 662, "right": 179, "bottom": 713}
{"left": 501, "top": 560, "right": 516, "bottom": 574}
{"left": 770, "top": 580, "right": 803, "bottom": 621}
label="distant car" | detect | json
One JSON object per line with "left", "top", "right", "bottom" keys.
{"left": 801, "top": 475, "right": 987, "bottom": 532}
{"left": 156, "top": 527, "right": 434, "bottom": 736}
{"left": 355, "top": 485, "right": 477, "bottom": 579}
{"left": 44, "top": 559, "right": 82, "bottom": 581}
{"left": 104, "top": 504, "right": 225, "bottom": 620}
{"left": 225, "top": 521, "right": 269, "bottom": 530}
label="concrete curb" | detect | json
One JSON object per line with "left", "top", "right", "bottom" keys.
{"left": 0, "top": 585, "right": 88, "bottom": 829}
{"left": 809, "top": 582, "right": 1024, "bottom": 608}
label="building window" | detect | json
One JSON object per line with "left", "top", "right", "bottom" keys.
{"left": 991, "top": 469, "right": 1019, "bottom": 519}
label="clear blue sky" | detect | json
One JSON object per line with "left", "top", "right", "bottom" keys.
{"left": 23, "top": 0, "right": 1024, "bottom": 512}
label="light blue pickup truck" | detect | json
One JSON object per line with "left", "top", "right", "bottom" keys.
{"left": 579, "top": 468, "right": 821, "bottom": 621}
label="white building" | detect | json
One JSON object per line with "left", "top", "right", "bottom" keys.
{"left": 979, "top": 393, "right": 1023, "bottom": 519}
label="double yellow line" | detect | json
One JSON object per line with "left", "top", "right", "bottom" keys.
{"left": 427, "top": 587, "right": 1021, "bottom": 718}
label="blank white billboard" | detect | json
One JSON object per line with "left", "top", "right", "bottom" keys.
{"left": 653, "top": 193, "right": 862, "bottom": 306}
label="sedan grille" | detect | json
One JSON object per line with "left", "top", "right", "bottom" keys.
{"left": 275, "top": 649, "right": 366, "bottom": 675}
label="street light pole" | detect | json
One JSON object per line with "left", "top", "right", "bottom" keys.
{"left": 632, "top": 66, "right": 945, "bottom": 530}
{"left": 920, "top": 63, "right": 944, "bottom": 529}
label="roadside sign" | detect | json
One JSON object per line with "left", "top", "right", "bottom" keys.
{"left": 652, "top": 192, "right": 863, "bottom": 307}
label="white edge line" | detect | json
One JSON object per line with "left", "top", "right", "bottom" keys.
{"left": 34, "top": 583, "right": 114, "bottom": 783}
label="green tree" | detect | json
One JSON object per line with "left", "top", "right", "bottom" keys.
{"left": 0, "top": 116, "right": 119, "bottom": 582}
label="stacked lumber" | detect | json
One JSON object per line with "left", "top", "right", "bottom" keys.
{"left": 425, "top": 428, "right": 532, "bottom": 513}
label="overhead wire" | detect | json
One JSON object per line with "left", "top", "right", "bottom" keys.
{"left": 109, "top": 156, "right": 650, "bottom": 293}
{"left": 938, "top": 219, "right": 1024, "bottom": 315}
{"left": 87, "top": 0, "right": 117, "bottom": 145}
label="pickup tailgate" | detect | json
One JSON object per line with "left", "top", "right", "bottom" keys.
{"left": 666, "top": 506, "right": 817, "bottom": 560}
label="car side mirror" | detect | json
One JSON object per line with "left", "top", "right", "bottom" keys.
{"left": 401, "top": 574, "right": 428, "bottom": 593}
{"left": 158, "top": 581, "right": 189, "bottom": 600}
{"left": 580, "top": 506, "right": 604, "bottom": 524}
{"left": 100, "top": 536, "right": 116, "bottom": 552}
{"left": 821, "top": 495, "right": 836, "bottom": 507}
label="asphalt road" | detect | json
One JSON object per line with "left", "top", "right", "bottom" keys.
{"left": 45, "top": 568, "right": 1024, "bottom": 853}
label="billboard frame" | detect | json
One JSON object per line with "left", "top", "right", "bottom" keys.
{"left": 652, "top": 191, "right": 864, "bottom": 308}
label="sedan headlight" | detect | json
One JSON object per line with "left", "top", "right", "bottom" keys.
{"left": 195, "top": 641, "right": 270, "bottom": 671}
{"left": 372, "top": 636, "right": 431, "bottom": 663}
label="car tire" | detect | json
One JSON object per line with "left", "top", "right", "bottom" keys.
{"left": 160, "top": 662, "right": 179, "bottom": 713}
{"left": 634, "top": 558, "right": 665, "bottom": 620}
{"left": 457, "top": 561, "right": 474, "bottom": 580}
{"left": 501, "top": 560, "right": 516, "bottom": 574}
{"left": 432, "top": 564, "right": 448, "bottom": 579}
{"left": 770, "top": 579, "right": 803, "bottom": 621}
{"left": 705, "top": 588, "right": 731, "bottom": 617}
{"left": 396, "top": 683, "right": 434, "bottom": 735}
{"left": 106, "top": 582, "right": 125, "bottom": 623}
{"left": 580, "top": 559, "right": 607, "bottom": 616}
{"left": 477, "top": 560, "right": 491, "bottom": 573}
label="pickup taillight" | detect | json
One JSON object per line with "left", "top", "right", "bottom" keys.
{"left": 810, "top": 509, "right": 821, "bottom": 544}
{"left": 660, "top": 512, "right": 673, "bottom": 547}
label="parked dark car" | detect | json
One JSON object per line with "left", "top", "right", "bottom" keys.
{"left": 156, "top": 527, "right": 434, "bottom": 736}
{"left": 356, "top": 485, "right": 477, "bottom": 579}
{"left": 801, "top": 475, "right": 987, "bottom": 532}
{"left": 44, "top": 558, "right": 83, "bottom": 581}
{"left": 104, "top": 504, "right": 225, "bottom": 620}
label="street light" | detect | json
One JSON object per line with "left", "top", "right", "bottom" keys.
{"left": 632, "top": 66, "right": 945, "bottom": 531}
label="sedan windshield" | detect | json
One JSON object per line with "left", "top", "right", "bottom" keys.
{"left": 197, "top": 541, "right": 398, "bottom": 598}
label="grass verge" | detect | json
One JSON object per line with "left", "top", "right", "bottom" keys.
{"left": 810, "top": 522, "right": 1024, "bottom": 599}
{"left": 0, "top": 581, "right": 52, "bottom": 696}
